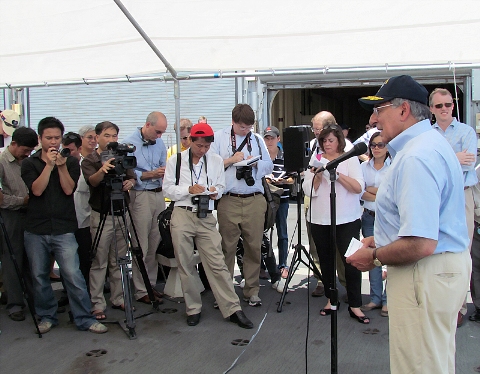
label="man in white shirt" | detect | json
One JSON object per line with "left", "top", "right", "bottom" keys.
{"left": 164, "top": 123, "right": 253, "bottom": 328}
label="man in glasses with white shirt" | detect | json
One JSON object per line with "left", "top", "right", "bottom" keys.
{"left": 430, "top": 88, "right": 478, "bottom": 328}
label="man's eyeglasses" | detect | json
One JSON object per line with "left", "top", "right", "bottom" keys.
{"left": 370, "top": 142, "right": 386, "bottom": 149}
{"left": 84, "top": 135, "right": 96, "bottom": 140}
{"left": 373, "top": 103, "right": 393, "bottom": 115}
{"left": 433, "top": 102, "right": 453, "bottom": 109}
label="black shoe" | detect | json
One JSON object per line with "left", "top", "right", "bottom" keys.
{"left": 187, "top": 313, "right": 201, "bottom": 326}
{"left": 58, "top": 296, "right": 69, "bottom": 307}
{"left": 9, "top": 311, "right": 25, "bottom": 321}
{"left": 348, "top": 306, "right": 370, "bottom": 324}
{"left": 229, "top": 310, "right": 254, "bottom": 329}
{"left": 469, "top": 310, "right": 480, "bottom": 322}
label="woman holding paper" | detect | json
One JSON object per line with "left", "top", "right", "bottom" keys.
{"left": 303, "top": 125, "right": 368, "bottom": 323}
{"left": 359, "top": 132, "right": 391, "bottom": 317}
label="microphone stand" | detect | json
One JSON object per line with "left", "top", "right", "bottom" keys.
{"left": 327, "top": 168, "right": 339, "bottom": 374}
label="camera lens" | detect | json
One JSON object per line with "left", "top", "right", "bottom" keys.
{"left": 60, "top": 148, "right": 71, "bottom": 157}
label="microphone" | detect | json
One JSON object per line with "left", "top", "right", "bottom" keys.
{"left": 316, "top": 143, "right": 368, "bottom": 172}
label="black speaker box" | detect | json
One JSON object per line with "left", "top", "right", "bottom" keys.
{"left": 283, "top": 125, "right": 312, "bottom": 172}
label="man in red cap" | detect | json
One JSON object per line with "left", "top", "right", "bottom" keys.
{"left": 163, "top": 123, "right": 254, "bottom": 328}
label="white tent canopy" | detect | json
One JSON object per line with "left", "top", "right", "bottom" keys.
{"left": 2, "top": 0, "right": 480, "bottom": 87}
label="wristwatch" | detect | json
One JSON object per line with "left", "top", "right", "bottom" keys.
{"left": 372, "top": 248, "right": 382, "bottom": 267}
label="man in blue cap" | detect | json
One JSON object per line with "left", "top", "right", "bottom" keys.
{"left": 347, "top": 75, "right": 471, "bottom": 374}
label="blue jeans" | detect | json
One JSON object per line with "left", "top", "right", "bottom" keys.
{"left": 275, "top": 201, "right": 289, "bottom": 269}
{"left": 361, "top": 210, "right": 387, "bottom": 306}
{"left": 24, "top": 231, "right": 96, "bottom": 330}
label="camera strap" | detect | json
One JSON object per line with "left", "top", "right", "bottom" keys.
{"left": 230, "top": 127, "right": 252, "bottom": 154}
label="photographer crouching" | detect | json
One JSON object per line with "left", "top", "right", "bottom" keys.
{"left": 81, "top": 121, "right": 136, "bottom": 320}
{"left": 163, "top": 123, "right": 253, "bottom": 328}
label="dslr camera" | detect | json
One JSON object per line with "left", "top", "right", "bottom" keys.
{"left": 236, "top": 166, "right": 255, "bottom": 186}
{"left": 191, "top": 195, "right": 211, "bottom": 218}
{"left": 100, "top": 142, "right": 137, "bottom": 176}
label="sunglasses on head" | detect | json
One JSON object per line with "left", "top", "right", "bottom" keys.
{"left": 433, "top": 102, "right": 453, "bottom": 109}
{"left": 370, "top": 142, "right": 386, "bottom": 149}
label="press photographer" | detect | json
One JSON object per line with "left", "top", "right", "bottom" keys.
{"left": 164, "top": 123, "right": 254, "bottom": 328}
{"left": 211, "top": 104, "right": 273, "bottom": 307}
{"left": 81, "top": 121, "right": 136, "bottom": 320}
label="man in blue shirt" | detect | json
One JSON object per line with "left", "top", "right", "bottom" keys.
{"left": 210, "top": 104, "right": 273, "bottom": 307}
{"left": 430, "top": 88, "right": 478, "bottom": 327}
{"left": 123, "top": 111, "right": 167, "bottom": 304}
{"left": 347, "top": 75, "right": 471, "bottom": 374}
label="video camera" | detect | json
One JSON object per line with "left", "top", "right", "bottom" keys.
{"left": 100, "top": 142, "right": 137, "bottom": 177}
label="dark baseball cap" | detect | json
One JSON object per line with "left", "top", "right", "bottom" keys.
{"left": 358, "top": 75, "right": 428, "bottom": 110}
{"left": 263, "top": 126, "right": 280, "bottom": 137}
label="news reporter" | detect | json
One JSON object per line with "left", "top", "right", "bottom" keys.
{"left": 303, "top": 125, "right": 368, "bottom": 323}
{"left": 81, "top": 121, "right": 136, "bottom": 319}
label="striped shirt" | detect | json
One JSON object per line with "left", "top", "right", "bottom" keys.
{"left": 270, "top": 148, "right": 290, "bottom": 200}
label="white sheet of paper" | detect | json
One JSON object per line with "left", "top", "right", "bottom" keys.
{"left": 233, "top": 155, "right": 261, "bottom": 167}
{"left": 344, "top": 237, "right": 363, "bottom": 257}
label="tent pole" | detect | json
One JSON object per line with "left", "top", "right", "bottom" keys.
{"left": 174, "top": 80, "right": 181, "bottom": 154}
{"left": 113, "top": 0, "right": 177, "bottom": 78}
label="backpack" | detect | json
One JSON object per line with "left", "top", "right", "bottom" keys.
{"left": 262, "top": 176, "right": 283, "bottom": 231}
{"left": 156, "top": 154, "right": 181, "bottom": 259}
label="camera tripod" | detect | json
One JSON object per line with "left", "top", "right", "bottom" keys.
{"left": 0, "top": 211, "right": 42, "bottom": 337}
{"left": 92, "top": 177, "right": 162, "bottom": 339}
{"left": 277, "top": 171, "right": 323, "bottom": 312}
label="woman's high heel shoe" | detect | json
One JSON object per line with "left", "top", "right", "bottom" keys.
{"left": 348, "top": 307, "right": 370, "bottom": 324}
{"left": 320, "top": 302, "right": 340, "bottom": 316}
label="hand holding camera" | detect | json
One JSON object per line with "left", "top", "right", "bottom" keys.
{"left": 101, "top": 157, "right": 116, "bottom": 174}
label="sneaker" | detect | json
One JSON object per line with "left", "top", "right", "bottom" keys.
{"left": 37, "top": 321, "right": 53, "bottom": 334}
{"left": 239, "top": 279, "right": 245, "bottom": 289}
{"left": 243, "top": 295, "right": 262, "bottom": 307}
{"left": 213, "top": 301, "right": 219, "bottom": 309}
{"left": 88, "top": 321, "right": 108, "bottom": 334}
{"left": 272, "top": 279, "right": 285, "bottom": 293}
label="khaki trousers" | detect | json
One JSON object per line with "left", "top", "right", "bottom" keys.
{"left": 461, "top": 187, "right": 474, "bottom": 315}
{"left": 218, "top": 194, "right": 266, "bottom": 298}
{"left": 387, "top": 250, "right": 471, "bottom": 374}
{"left": 171, "top": 207, "right": 241, "bottom": 318}
{"left": 130, "top": 190, "right": 165, "bottom": 299}
{"left": 89, "top": 211, "right": 128, "bottom": 311}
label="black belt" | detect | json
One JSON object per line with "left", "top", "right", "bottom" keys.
{"left": 176, "top": 206, "right": 212, "bottom": 213}
{"left": 365, "top": 208, "right": 375, "bottom": 217}
{"left": 145, "top": 187, "right": 162, "bottom": 192}
{"left": 226, "top": 192, "right": 262, "bottom": 198}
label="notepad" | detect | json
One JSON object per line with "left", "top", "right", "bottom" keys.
{"left": 344, "top": 237, "right": 363, "bottom": 257}
{"left": 233, "top": 155, "right": 261, "bottom": 167}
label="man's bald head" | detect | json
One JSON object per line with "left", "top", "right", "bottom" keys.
{"left": 311, "top": 111, "right": 337, "bottom": 135}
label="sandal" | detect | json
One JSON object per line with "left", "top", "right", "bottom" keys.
{"left": 112, "top": 304, "right": 136, "bottom": 312}
{"left": 320, "top": 302, "right": 340, "bottom": 316}
{"left": 348, "top": 307, "right": 370, "bottom": 324}
{"left": 92, "top": 310, "right": 107, "bottom": 320}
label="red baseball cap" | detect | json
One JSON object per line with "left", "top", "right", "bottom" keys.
{"left": 190, "top": 123, "right": 214, "bottom": 137}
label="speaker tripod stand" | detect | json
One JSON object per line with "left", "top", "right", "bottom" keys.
{"left": 277, "top": 172, "right": 323, "bottom": 312}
